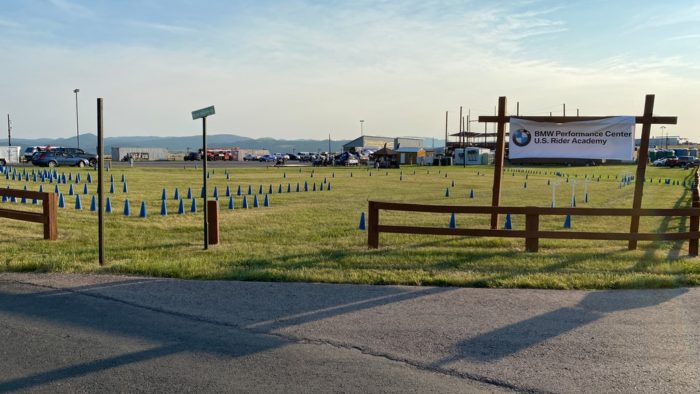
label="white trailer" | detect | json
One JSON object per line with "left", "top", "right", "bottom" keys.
{"left": 0, "top": 146, "right": 21, "bottom": 165}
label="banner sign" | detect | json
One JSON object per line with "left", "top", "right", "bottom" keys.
{"left": 509, "top": 116, "right": 635, "bottom": 160}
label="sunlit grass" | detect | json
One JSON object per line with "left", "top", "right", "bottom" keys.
{"left": 0, "top": 163, "right": 698, "bottom": 289}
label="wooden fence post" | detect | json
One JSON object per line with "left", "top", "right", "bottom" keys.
{"left": 43, "top": 192, "right": 58, "bottom": 240}
{"left": 690, "top": 170, "right": 700, "bottom": 256}
{"left": 525, "top": 211, "right": 539, "bottom": 252}
{"left": 490, "top": 96, "right": 507, "bottom": 229}
{"left": 207, "top": 200, "right": 219, "bottom": 245}
{"left": 368, "top": 201, "right": 379, "bottom": 249}
{"left": 629, "top": 94, "right": 655, "bottom": 250}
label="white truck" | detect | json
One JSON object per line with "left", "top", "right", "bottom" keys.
{"left": 0, "top": 146, "right": 21, "bottom": 166}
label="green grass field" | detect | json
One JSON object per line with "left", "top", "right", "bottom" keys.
{"left": 1, "top": 163, "right": 698, "bottom": 289}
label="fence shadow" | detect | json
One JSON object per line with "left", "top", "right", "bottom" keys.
{"left": 431, "top": 288, "right": 687, "bottom": 366}
{"left": 0, "top": 277, "right": 453, "bottom": 391}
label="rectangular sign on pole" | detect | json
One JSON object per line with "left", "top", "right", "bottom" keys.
{"left": 509, "top": 116, "right": 635, "bottom": 160}
{"left": 192, "top": 106, "right": 215, "bottom": 120}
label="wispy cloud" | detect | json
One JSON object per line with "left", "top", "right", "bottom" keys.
{"left": 129, "top": 21, "right": 196, "bottom": 34}
{"left": 0, "top": 18, "right": 21, "bottom": 28}
{"left": 668, "top": 33, "right": 700, "bottom": 41}
{"left": 46, "top": 0, "right": 94, "bottom": 18}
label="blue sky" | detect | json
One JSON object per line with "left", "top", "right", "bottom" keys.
{"left": 1, "top": 0, "right": 698, "bottom": 140}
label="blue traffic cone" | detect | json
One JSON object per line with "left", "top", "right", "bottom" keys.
{"left": 524, "top": 182, "right": 527, "bottom": 188}
{"left": 237, "top": 185, "right": 241, "bottom": 196}
{"left": 304, "top": 181, "right": 308, "bottom": 192}
{"left": 58, "top": 193, "right": 65, "bottom": 208}
{"left": 90, "top": 195, "right": 97, "bottom": 211}
{"left": 445, "top": 187, "right": 450, "bottom": 197}
{"left": 121, "top": 174, "right": 125, "bottom": 182}
{"left": 68, "top": 184, "right": 74, "bottom": 195}
{"left": 469, "top": 189, "right": 474, "bottom": 199}
{"left": 177, "top": 199, "right": 185, "bottom": 214}
{"left": 264, "top": 194, "right": 269, "bottom": 207}
{"left": 320, "top": 183, "right": 324, "bottom": 191}
{"left": 174, "top": 188, "right": 180, "bottom": 200}
{"left": 296, "top": 183, "right": 300, "bottom": 192}
{"left": 284, "top": 172, "right": 286, "bottom": 178}
{"left": 201, "top": 186, "right": 205, "bottom": 198}
{"left": 228, "top": 196, "right": 234, "bottom": 210}
{"left": 109, "top": 182, "right": 114, "bottom": 193}
{"left": 123, "top": 199, "right": 131, "bottom": 216}
{"left": 83, "top": 183, "right": 88, "bottom": 195}
{"left": 327, "top": 183, "right": 331, "bottom": 191}
{"left": 186, "top": 187, "right": 192, "bottom": 199}
{"left": 87, "top": 173, "right": 92, "bottom": 184}
{"left": 75, "top": 194, "right": 82, "bottom": 209}
{"left": 160, "top": 199, "right": 167, "bottom": 216}
{"left": 139, "top": 201, "right": 147, "bottom": 218}
{"left": 213, "top": 186, "right": 219, "bottom": 199}
{"left": 253, "top": 195, "right": 259, "bottom": 208}
{"left": 248, "top": 185, "right": 252, "bottom": 195}
{"left": 547, "top": 179, "right": 550, "bottom": 185}
{"left": 358, "top": 212, "right": 366, "bottom": 230}
{"left": 68, "top": 173, "right": 72, "bottom": 181}
{"left": 278, "top": 184, "right": 282, "bottom": 193}
{"left": 312, "top": 183, "right": 316, "bottom": 192}
{"left": 161, "top": 188, "right": 167, "bottom": 200}
{"left": 39, "top": 184, "right": 44, "bottom": 193}
{"left": 571, "top": 195, "right": 576, "bottom": 207}
{"left": 190, "top": 198, "right": 197, "bottom": 213}
{"left": 584, "top": 192, "right": 588, "bottom": 203}
{"left": 105, "top": 197, "right": 112, "bottom": 213}
{"left": 76, "top": 173, "right": 81, "bottom": 183}
{"left": 268, "top": 184, "right": 273, "bottom": 194}
{"left": 449, "top": 213, "right": 456, "bottom": 229}
{"left": 287, "top": 183, "right": 291, "bottom": 193}
{"left": 242, "top": 196, "right": 248, "bottom": 209}
{"left": 504, "top": 213, "right": 512, "bottom": 230}
{"left": 451, "top": 180, "right": 455, "bottom": 187}
{"left": 564, "top": 214, "right": 572, "bottom": 229}
{"left": 123, "top": 182, "right": 128, "bottom": 193}
{"left": 225, "top": 186, "right": 230, "bottom": 197}
{"left": 110, "top": 174, "right": 114, "bottom": 183}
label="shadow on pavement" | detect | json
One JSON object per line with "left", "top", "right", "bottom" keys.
{"left": 433, "top": 288, "right": 688, "bottom": 366}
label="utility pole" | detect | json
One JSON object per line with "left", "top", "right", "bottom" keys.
{"left": 459, "top": 106, "right": 463, "bottom": 149}
{"left": 563, "top": 103, "right": 566, "bottom": 117}
{"left": 360, "top": 120, "right": 364, "bottom": 136}
{"left": 74, "top": 89, "right": 80, "bottom": 149}
{"left": 444, "top": 111, "right": 448, "bottom": 150}
{"left": 6, "top": 114, "right": 11, "bottom": 146}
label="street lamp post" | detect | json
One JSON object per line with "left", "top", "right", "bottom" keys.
{"left": 73, "top": 89, "right": 80, "bottom": 149}
{"left": 360, "top": 120, "right": 364, "bottom": 136}
{"left": 661, "top": 126, "right": 667, "bottom": 149}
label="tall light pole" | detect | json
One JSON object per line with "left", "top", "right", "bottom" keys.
{"left": 661, "top": 125, "right": 667, "bottom": 149}
{"left": 73, "top": 88, "right": 80, "bottom": 149}
{"left": 360, "top": 120, "right": 364, "bottom": 136}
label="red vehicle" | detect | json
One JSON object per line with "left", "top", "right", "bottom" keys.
{"left": 198, "top": 148, "right": 237, "bottom": 161}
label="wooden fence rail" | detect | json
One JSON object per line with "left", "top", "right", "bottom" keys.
{"left": 0, "top": 188, "right": 58, "bottom": 240}
{"left": 368, "top": 191, "right": 700, "bottom": 256}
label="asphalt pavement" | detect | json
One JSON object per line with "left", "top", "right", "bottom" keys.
{"left": 0, "top": 273, "right": 697, "bottom": 393}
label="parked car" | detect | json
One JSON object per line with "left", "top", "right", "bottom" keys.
{"left": 334, "top": 152, "right": 359, "bottom": 166}
{"left": 259, "top": 154, "right": 277, "bottom": 162}
{"left": 664, "top": 157, "right": 680, "bottom": 168}
{"left": 676, "top": 156, "right": 695, "bottom": 167}
{"left": 286, "top": 153, "right": 299, "bottom": 161}
{"left": 50, "top": 147, "right": 98, "bottom": 166}
{"left": 652, "top": 158, "right": 667, "bottom": 167}
{"left": 184, "top": 152, "right": 202, "bottom": 161}
{"left": 243, "top": 154, "right": 260, "bottom": 161}
{"left": 32, "top": 151, "right": 90, "bottom": 167}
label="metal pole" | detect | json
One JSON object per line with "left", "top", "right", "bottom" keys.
{"left": 6, "top": 114, "right": 10, "bottom": 146}
{"left": 563, "top": 103, "right": 566, "bottom": 117}
{"left": 74, "top": 89, "right": 80, "bottom": 149}
{"left": 97, "top": 98, "right": 104, "bottom": 265}
{"left": 203, "top": 116, "right": 208, "bottom": 250}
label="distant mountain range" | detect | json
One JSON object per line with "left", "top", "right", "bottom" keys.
{"left": 5, "top": 133, "right": 444, "bottom": 154}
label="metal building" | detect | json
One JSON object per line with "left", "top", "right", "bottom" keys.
{"left": 110, "top": 147, "right": 170, "bottom": 161}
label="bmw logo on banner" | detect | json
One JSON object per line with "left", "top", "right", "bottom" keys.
{"left": 511, "top": 129, "right": 531, "bottom": 147}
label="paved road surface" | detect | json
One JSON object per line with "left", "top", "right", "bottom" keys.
{"left": 0, "top": 273, "right": 697, "bottom": 393}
